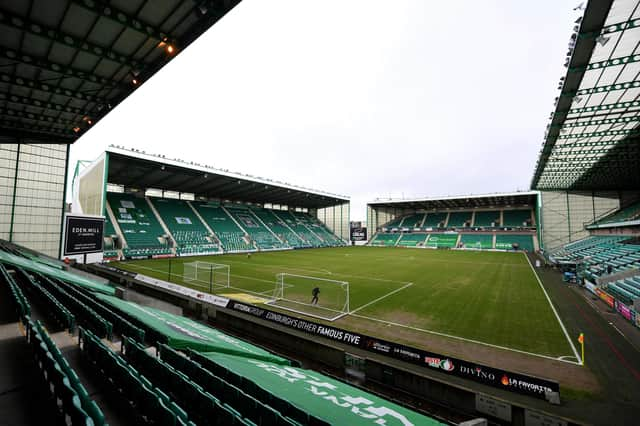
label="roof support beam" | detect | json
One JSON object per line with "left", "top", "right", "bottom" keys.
{"left": 72, "top": 0, "right": 174, "bottom": 43}
{"left": 556, "top": 128, "right": 639, "bottom": 139}
{"left": 579, "top": 18, "right": 640, "bottom": 39}
{"left": 556, "top": 100, "right": 640, "bottom": 115}
{"left": 0, "top": 118, "right": 75, "bottom": 137}
{"left": 0, "top": 72, "right": 108, "bottom": 104}
{"left": 0, "top": 91, "right": 88, "bottom": 116}
{"left": 551, "top": 115, "right": 639, "bottom": 129}
{"left": 0, "top": 47, "right": 121, "bottom": 87}
{"left": 560, "top": 80, "right": 640, "bottom": 98}
{"left": 0, "top": 6, "right": 141, "bottom": 69}
{"left": 568, "top": 54, "right": 640, "bottom": 73}
{"left": 0, "top": 105, "right": 77, "bottom": 125}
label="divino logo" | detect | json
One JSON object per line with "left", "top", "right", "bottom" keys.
{"left": 459, "top": 365, "right": 496, "bottom": 381}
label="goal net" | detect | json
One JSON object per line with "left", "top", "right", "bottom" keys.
{"left": 267, "top": 273, "right": 349, "bottom": 321}
{"left": 183, "top": 261, "right": 230, "bottom": 291}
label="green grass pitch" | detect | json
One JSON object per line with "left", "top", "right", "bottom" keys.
{"left": 113, "top": 246, "right": 573, "bottom": 358}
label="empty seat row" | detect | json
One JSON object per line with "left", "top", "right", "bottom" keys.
{"left": 35, "top": 273, "right": 112, "bottom": 339}
{"left": 14, "top": 267, "right": 75, "bottom": 331}
{"left": 0, "top": 262, "right": 31, "bottom": 320}
{"left": 79, "top": 327, "right": 194, "bottom": 426}
{"left": 161, "top": 345, "right": 319, "bottom": 426}
{"left": 54, "top": 278, "right": 145, "bottom": 342}
{"left": 123, "top": 338, "right": 259, "bottom": 426}
{"left": 28, "top": 318, "right": 105, "bottom": 426}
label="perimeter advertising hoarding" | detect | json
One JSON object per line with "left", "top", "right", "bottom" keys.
{"left": 595, "top": 288, "right": 615, "bottom": 308}
{"left": 228, "top": 301, "right": 559, "bottom": 400}
{"left": 63, "top": 214, "right": 104, "bottom": 255}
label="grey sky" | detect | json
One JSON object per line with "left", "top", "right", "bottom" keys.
{"left": 70, "top": 0, "right": 579, "bottom": 221}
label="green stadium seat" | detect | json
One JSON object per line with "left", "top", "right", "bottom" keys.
{"left": 459, "top": 234, "right": 493, "bottom": 249}
{"left": 425, "top": 233, "right": 458, "bottom": 248}
{"left": 447, "top": 211, "right": 471, "bottom": 228}
{"left": 473, "top": 211, "right": 500, "bottom": 227}
{"left": 502, "top": 209, "right": 533, "bottom": 228}
{"left": 397, "top": 233, "right": 427, "bottom": 247}
{"left": 495, "top": 234, "right": 534, "bottom": 251}
{"left": 423, "top": 213, "right": 447, "bottom": 229}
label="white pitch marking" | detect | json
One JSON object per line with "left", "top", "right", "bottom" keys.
{"left": 350, "top": 312, "right": 581, "bottom": 365}
{"left": 523, "top": 253, "right": 582, "bottom": 365}
{"left": 349, "top": 283, "right": 414, "bottom": 314}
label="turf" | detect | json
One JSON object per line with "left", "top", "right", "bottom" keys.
{"left": 112, "top": 246, "right": 574, "bottom": 358}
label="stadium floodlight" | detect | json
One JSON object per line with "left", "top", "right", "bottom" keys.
{"left": 183, "top": 262, "right": 230, "bottom": 291}
{"left": 595, "top": 35, "right": 610, "bottom": 46}
{"left": 268, "top": 273, "right": 349, "bottom": 321}
{"left": 573, "top": 2, "right": 584, "bottom": 11}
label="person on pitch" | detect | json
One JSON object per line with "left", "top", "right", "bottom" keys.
{"left": 311, "top": 286, "right": 320, "bottom": 305}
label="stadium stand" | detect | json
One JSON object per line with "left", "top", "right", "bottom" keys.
{"left": 460, "top": 234, "right": 494, "bottom": 249}
{"left": 381, "top": 216, "right": 404, "bottom": 230}
{"left": 397, "top": 233, "right": 428, "bottom": 247}
{"left": 400, "top": 213, "right": 425, "bottom": 229}
{"left": 272, "top": 210, "right": 320, "bottom": 247}
{"left": 425, "top": 233, "right": 458, "bottom": 248}
{"left": 13, "top": 267, "right": 75, "bottom": 332}
{"left": 447, "top": 211, "right": 472, "bottom": 228}
{"left": 495, "top": 234, "right": 535, "bottom": 252}
{"left": 423, "top": 213, "right": 448, "bottom": 229}
{"left": 79, "top": 327, "right": 193, "bottom": 426}
{"left": 150, "top": 198, "right": 221, "bottom": 255}
{"left": 29, "top": 319, "right": 106, "bottom": 425}
{"left": 225, "top": 205, "right": 285, "bottom": 250}
{"left": 473, "top": 211, "right": 500, "bottom": 227}
{"left": 103, "top": 215, "right": 118, "bottom": 250}
{"left": 502, "top": 210, "right": 533, "bottom": 228}
{"left": 192, "top": 202, "right": 255, "bottom": 252}
{"left": 251, "top": 208, "right": 304, "bottom": 248}
{"left": 107, "top": 192, "right": 172, "bottom": 258}
{"left": 370, "top": 233, "right": 401, "bottom": 246}
{"left": 550, "top": 236, "right": 640, "bottom": 281}
{"left": 0, "top": 262, "right": 31, "bottom": 319}
{"left": 587, "top": 200, "right": 640, "bottom": 229}
{"left": 293, "top": 212, "right": 344, "bottom": 247}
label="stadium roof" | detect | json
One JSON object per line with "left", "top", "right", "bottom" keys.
{"left": 105, "top": 146, "right": 350, "bottom": 209}
{"left": 531, "top": 0, "right": 640, "bottom": 190}
{"left": 368, "top": 191, "right": 538, "bottom": 210}
{"left": 0, "top": 0, "right": 240, "bottom": 143}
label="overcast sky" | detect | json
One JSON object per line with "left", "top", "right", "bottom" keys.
{"left": 70, "top": 0, "right": 580, "bottom": 221}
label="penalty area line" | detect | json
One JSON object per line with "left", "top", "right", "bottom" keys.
{"left": 349, "top": 282, "right": 414, "bottom": 315}
{"left": 349, "top": 312, "right": 581, "bottom": 365}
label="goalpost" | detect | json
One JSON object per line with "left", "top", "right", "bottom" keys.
{"left": 183, "top": 261, "right": 230, "bottom": 291}
{"left": 268, "top": 273, "right": 349, "bottom": 321}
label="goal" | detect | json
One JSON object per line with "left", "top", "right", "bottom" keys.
{"left": 268, "top": 273, "right": 349, "bottom": 321}
{"left": 183, "top": 261, "right": 230, "bottom": 291}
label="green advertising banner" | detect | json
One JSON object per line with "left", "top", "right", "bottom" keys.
{"left": 95, "top": 294, "right": 289, "bottom": 365}
{"left": 199, "top": 352, "right": 444, "bottom": 426}
{"left": 0, "top": 250, "right": 115, "bottom": 295}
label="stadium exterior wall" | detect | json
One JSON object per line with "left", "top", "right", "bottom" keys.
{"left": 72, "top": 152, "right": 108, "bottom": 216}
{"left": 539, "top": 190, "right": 640, "bottom": 251}
{"left": 0, "top": 141, "right": 69, "bottom": 257}
{"left": 316, "top": 202, "right": 350, "bottom": 241}
{"left": 367, "top": 205, "right": 407, "bottom": 233}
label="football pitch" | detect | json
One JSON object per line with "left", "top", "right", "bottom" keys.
{"left": 113, "top": 246, "right": 576, "bottom": 361}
